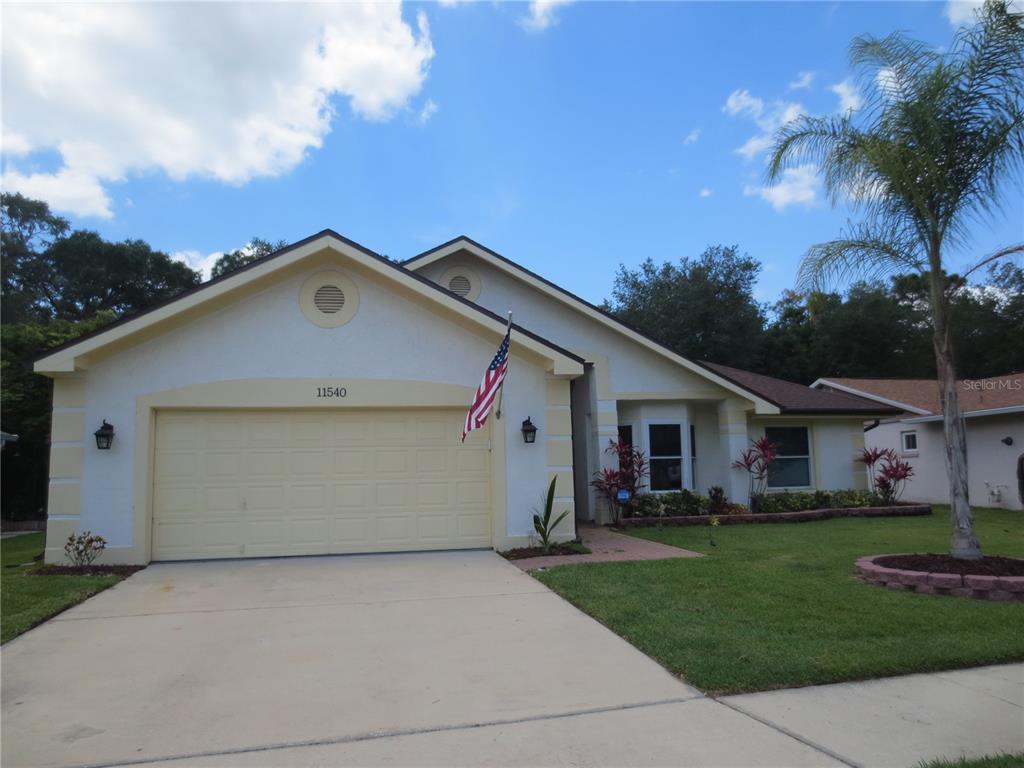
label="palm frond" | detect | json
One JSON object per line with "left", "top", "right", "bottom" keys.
{"left": 796, "top": 220, "right": 923, "bottom": 292}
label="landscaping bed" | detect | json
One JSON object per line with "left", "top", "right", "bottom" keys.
{"left": 501, "top": 542, "right": 591, "bottom": 561}
{"left": 619, "top": 504, "right": 931, "bottom": 527}
{"left": 31, "top": 564, "right": 145, "bottom": 577}
{"left": 857, "top": 553, "right": 1024, "bottom": 601}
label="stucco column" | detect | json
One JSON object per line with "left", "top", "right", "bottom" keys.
{"left": 718, "top": 399, "right": 751, "bottom": 506}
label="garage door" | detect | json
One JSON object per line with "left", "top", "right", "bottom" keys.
{"left": 152, "top": 409, "right": 492, "bottom": 561}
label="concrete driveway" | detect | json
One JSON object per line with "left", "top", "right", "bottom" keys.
{"left": 3, "top": 551, "right": 838, "bottom": 768}
{"left": 5, "top": 552, "right": 1020, "bottom": 768}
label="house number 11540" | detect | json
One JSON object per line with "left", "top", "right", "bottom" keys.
{"left": 316, "top": 386, "right": 347, "bottom": 398}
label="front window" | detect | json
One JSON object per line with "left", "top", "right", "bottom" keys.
{"left": 649, "top": 424, "right": 682, "bottom": 491}
{"left": 765, "top": 426, "right": 811, "bottom": 489}
{"left": 901, "top": 431, "right": 918, "bottom": 453}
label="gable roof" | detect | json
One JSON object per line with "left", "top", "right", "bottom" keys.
{"left": 700, "top": 362, "right": 903, "bottom": 416}
{"left": 812, "top": 374, "right": 1024, "bottom": 416}
{"left": 404, "top": 236, "right": 783, "bottom": 414}
{"left": 34, "top": 230, "right": 584, "bottom": 376}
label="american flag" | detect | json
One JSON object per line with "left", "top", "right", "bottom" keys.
{"left": 462, "top": 329, "right": 510, "bottom": 442}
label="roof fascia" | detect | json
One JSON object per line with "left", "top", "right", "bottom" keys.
{"left": 35, "top": 233, "right": 583, "bottom": 377}
{"left": 809, "top": 379, "right": 933, "bottom": 416}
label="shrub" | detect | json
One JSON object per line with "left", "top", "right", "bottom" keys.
{"left": 758, "top": 489, "right": 885, "bottom": 514}
{"left": 661, "top": 489, "right": 710, "bottom": 516}
{"left": 590, "top": 439, "right": 650, "bottom": 523}
{"left": 628, "top": 493, "right": 665, "bottom": 518}
{"left": 707, "top": 486, "right": 728, "bottom": 515}
{"left": 64, "top": 531, "right": 106, "bottom": 566}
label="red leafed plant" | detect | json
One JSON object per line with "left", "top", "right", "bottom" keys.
{"left": 731, "top": 437, "right": 779, "bottom": 498}
{"left": 590, "top": 439, "right": 649, "bottom": 523}
{"left": 858, "top": 447, "right": 915, "bottom": 503}
{"left": 875, "top": 451, "right": 915, "bottom": 504}
{"left": 857, "top": 447, "right": 889, "bottom": 494}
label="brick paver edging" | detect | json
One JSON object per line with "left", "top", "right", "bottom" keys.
{"left": 618, "top": 504, "right": 932, "bottom": 528}
{"left": 856, "top": 554, "right": 1024, "bottom": 601}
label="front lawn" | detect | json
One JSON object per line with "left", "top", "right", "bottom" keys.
{"left": 535, "top": 507, "right": 1024, "bottom": 695}
{"left": 1, "top": 532, "right": 126, "bottom": 644}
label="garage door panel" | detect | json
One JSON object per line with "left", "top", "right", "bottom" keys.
{"left": 153, "top": 409, "right": 492, "bottom": 560}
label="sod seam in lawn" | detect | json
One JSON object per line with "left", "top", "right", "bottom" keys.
{"left": 534, "top": 507, "right": 1024, "bottom": 695}
{"left": 1, "top": 532, "right": 127, "bottom": 644}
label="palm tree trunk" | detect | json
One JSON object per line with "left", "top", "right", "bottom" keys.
{"left": 930, "top": 287, "right": 982, "bottom": 560}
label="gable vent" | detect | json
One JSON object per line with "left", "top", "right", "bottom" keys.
{"left": 448, "top": 275, "right": 472, "bottom": 297}
{"left": 313, "top": 285, "right": 346, "bottom": 314}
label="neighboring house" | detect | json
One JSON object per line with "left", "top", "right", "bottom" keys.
{"left": 812, "top": 375, "right": 1024, "bottom": 511}
{"left": 34, "top": 231, "right": 898, "bottom": 564}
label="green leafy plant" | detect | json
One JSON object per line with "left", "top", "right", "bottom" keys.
{"left": 533, "top": 477, "right": 569, "bottom": 553}
{"left": 64, "top": 531, "right": 106, "bottom": 567}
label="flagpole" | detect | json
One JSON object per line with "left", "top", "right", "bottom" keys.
{"left": 494, "top": 311, "right": 512, "bottom": 420}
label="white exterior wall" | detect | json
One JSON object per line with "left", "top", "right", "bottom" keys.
{"left": 70, "top": 263, "right": 557, "bottom": 556}
{"left": 747, "top": 418, "right": 867, "bottom": 494}
{"left": 418, "top": 255, "right": 725, "bottom": 397}
{"left": 868, "top": 414, "right": 1024, "bottom": 510}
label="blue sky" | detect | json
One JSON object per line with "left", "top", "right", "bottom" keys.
{"left": 2, "top": 1, "right": 1020, "bottom": 306}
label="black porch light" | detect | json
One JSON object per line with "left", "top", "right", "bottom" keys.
{"left": 94, "top": 420, "right": 115, "bottom": 450}
{"left": 521, "top": 417, "right": 538, "bottom": 444}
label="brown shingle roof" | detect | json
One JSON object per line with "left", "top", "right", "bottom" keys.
{"left": 819, "top": 374, "right": 1024, "bottom": 415}
{"left": 698, "top": 362, "right": 903, "bottom": 415}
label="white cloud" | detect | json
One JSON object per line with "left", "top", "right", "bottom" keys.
{"left": 735, "top": 135, "right": 774, "bottom": 160}
{"left": 724, "top": 89, "right": 804, "bottom": 160}
{"left": 945, "top": 0, "right": 984, "bottom": 26}
{"left": 0, "top": 3, "right": 434, "bottom": 219}
{"left": 521, "top": 0, "right": 574, "bottom": 31}
{"left": 788, "top": 71, "right": 815, "bottom": 90}
{"left": 1, "top": 167, "right": 113, "bottom": 219}
{"left": 417, "top": 99, "right": 439, "bottom": 125}
{"left": 170, "top": 249, "right": 225, "bottom": 281}
{"left": 744, "top": 164, "right": 819, "bottom": 211}
{"left": 699, "top": 187, "right": 713, "bottom": 198}
{"left": 723, "top": 89, "right": 765, "bottom": 120}
{"left": 683, "top": 128, "right": 701, "bottom": 145}
{"left": 829, "top": 79, "right": 863, "bottom": 113}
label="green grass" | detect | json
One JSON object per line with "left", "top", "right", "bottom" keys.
{"left": 918, "top": 754, "right": 1024, "bottom": 768}
{"left": 1, "top": 532, "right": 125, "bottom": 644}
{"left": 535, "top": 507, "right": 1024, "bottom": 695}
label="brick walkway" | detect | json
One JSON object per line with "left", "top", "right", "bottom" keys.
{"left": 511, "top": 523, "right": 702, "bottom": 571}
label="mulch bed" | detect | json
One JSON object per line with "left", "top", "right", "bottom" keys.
{"left": 30, "top": 564, "right": 145, "bottom": 577}
{"left": 501, "top": 544, "right": 589, "bottom": 561}
{"left": 874, "top": 554, "right": 1024, "bottom": 577}
{"left": 620, "top": 504, "right": 932, "bottom": 527}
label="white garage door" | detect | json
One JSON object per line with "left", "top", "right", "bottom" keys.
{"left": 152, "top": 409, "right": 492, "bottom": 561}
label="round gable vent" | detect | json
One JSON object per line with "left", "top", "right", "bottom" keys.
{"left": 300, "top": 270, "right": 359, "bottom": 328}
{"left": 448, "top": 275, "right": 472, "bottom": 297}
{"left": 439, "top": 265, "right": 481, "bottom": 302}
{"left": 314, "top": 285, "right": 346, "bottom": 313}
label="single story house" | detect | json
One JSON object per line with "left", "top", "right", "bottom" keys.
{"left": 35, "top": 231, "right": 899, "bottom": 564}
{"left": 812, "top": 375, "right": 1024, "bottom": 511}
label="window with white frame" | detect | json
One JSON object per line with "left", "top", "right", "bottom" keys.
{"left": 901, "top": 430, "right": 918, "bottom": 453}
{"left": 765, "top": 426, "right": 811, "bottom": 489}
{"left": 648, "top": 424, "right": 683, "bottom": 491}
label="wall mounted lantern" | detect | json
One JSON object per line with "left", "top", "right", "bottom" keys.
{"left": 94, "top": 420, "right": 115, "bottom": 450}
{"left": 1002, "top": 436, "right": 1014, "bottom": 446}
{"left": 521, "top": 417, "right": 538, "bottom": 444}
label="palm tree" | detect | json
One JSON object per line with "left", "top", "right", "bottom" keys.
{"left": 768, "top": 0, "right": 1023, "bottom": 560}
